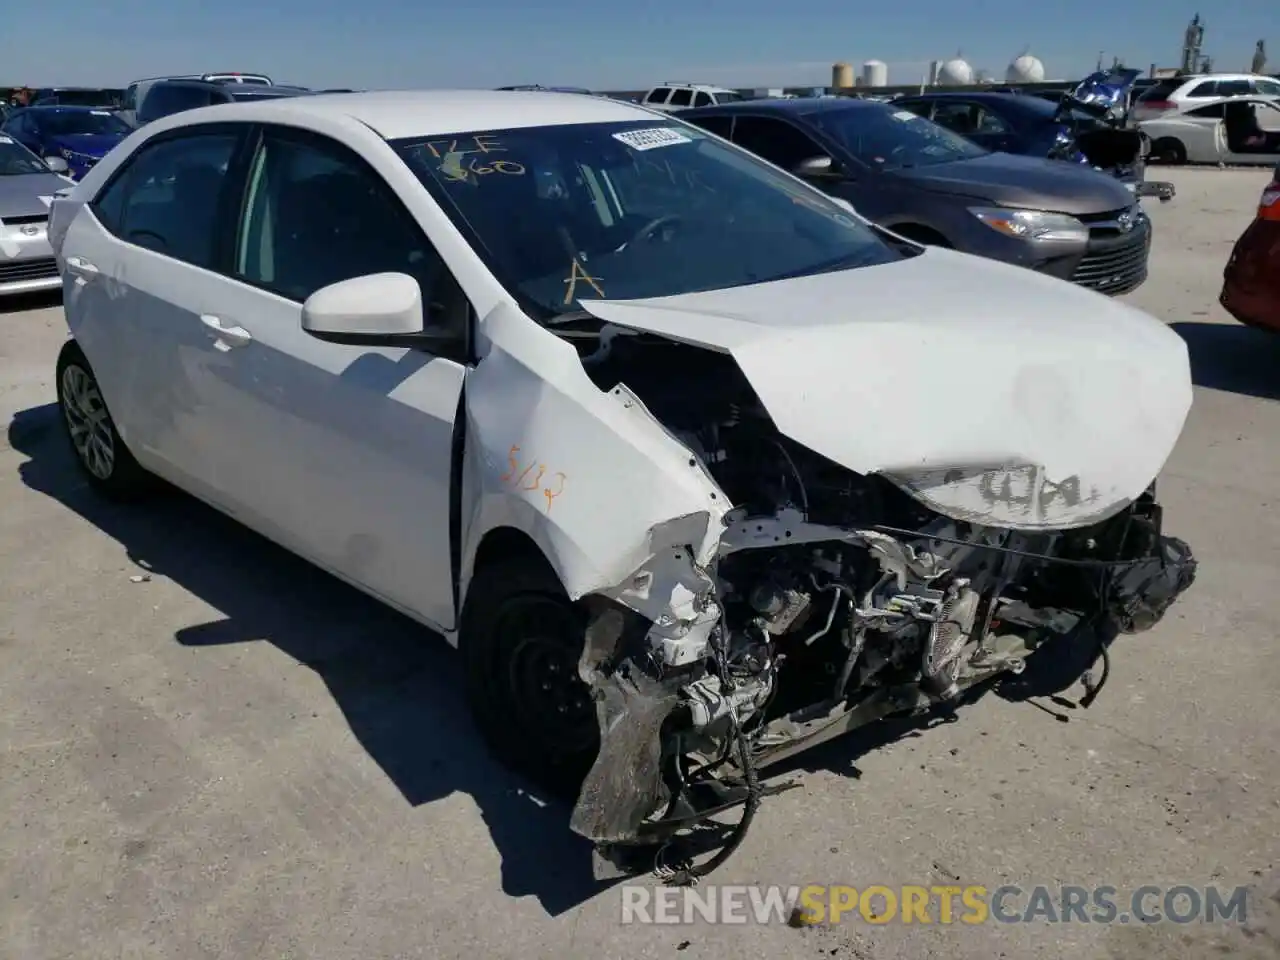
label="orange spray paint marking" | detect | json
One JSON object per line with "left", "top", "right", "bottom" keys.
{"left": 520, "top": 464, "right": 546, "bottom": 491}
{"left": 563, "top": 258, "right": 605, "bottom": 304}
{"left": 499, "top": 444, "right": 521, "bottom": 482}
{"left": 543, "top": 472, "right": 567, "bottom": 513}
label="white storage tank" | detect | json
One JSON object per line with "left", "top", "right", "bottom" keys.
{"left": 937, "top": 58, "right": 973, "bottom": 85}
{"left": 862, "top": 60, "right": 888, "bottom": 88}
{"left": 1006, "top": 54, "right": 1046, "bottom": 84}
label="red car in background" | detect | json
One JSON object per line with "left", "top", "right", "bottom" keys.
{"left": 1221, "top": 163, "right": 1280, "bottom": 333}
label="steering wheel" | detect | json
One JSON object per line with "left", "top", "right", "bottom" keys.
{"left": 627, "top": 214, "right": 684, "bottom": 247}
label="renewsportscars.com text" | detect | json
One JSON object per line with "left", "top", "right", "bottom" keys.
{"left": 620, "top": 884, "right": 1250, "bottom": 926}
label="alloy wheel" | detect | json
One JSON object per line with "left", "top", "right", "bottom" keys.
{"left": 60, "top": 364, "right": 115, "bottom": 480}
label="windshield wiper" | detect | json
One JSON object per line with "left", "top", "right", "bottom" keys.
{"left": 542, "top": 308, "right": 604, "bottom": 327}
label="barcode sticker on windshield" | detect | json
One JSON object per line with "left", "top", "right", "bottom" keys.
{"left": 613, "top": 127, "right": 692, "bottom": 151}
{"left": 0, "top": 136, "right": 12, "bottom": 144}
{"left": 91, "top": 110, "right": 111, "bottom": 116}
{"left": 892, "top": 110, "right": 918, "bottom": 121}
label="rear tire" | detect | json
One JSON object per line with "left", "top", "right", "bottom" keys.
{"left": 1151, "top": 138, "right": 1187, "bottom": 165}
{"left": 54, "top": 341, "right": 154, "bottom": 500}
{"left": 461, "top": 558, "right": 600, "bottom": 800}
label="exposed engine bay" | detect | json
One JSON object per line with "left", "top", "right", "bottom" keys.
{"left": 564, "top": 331, "right": 1197, "bottom": 885}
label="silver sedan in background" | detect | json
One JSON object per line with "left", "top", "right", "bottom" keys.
{"left": 0, "top": 134, "right": 72, "bottom": 297}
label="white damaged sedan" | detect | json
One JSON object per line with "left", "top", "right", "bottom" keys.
{"left": 48, "top": 90, "right": 1197, "bottom": 882}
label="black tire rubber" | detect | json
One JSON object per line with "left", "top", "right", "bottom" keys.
{"left": 54, "top": 340, "right": 155, "bottom": 500}
{"left": 461, "top": 559, "right": 601, "bottom": 800}
{"left": 1152, "top": 138, "right": 1187, "bottom": 165}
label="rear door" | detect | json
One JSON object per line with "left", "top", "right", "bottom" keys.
{"left": 60, "top": 123, "right": 249, "bottom": 500}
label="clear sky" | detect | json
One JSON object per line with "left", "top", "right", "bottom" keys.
{"left": 5, "top": 0, "right": 1274, "bottom": 91}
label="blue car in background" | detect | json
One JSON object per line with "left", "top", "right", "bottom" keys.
{"left": 891, "top": 91, "right": 1175, "bottom": 202}
{"left": 0, "top": 106, "right": 132, "bottom": 180}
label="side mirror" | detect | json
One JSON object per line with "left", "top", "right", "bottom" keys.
{"left": 44, "top": 155, "right": 69, "bottom": 173}
{"left": 792, "top": 155, "right": 839, "bottom": 178}
{"left": 302, "top": 272, "right": 431, "bottom": 347}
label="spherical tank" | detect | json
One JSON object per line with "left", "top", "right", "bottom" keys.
{"left": 861, "top": 60, "right": 888, "bottom": 88}
{"left": 832, "top": 62, "right": 854, "bottom": 88}
{"left": 937, "top": 58, "right": 973, "bottom": 85}
{"left": 1005, "top": 55, "right": 1045, "bottom": 84}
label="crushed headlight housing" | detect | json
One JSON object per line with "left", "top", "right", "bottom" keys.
{"left": 967, "top": 206, "right": 1090, "bottom": 244}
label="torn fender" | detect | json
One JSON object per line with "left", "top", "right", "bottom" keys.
{"left": 458, "top": 302, "right": 731, "bottom": 627}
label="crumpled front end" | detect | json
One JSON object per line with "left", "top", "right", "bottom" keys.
{"left": 548, "top": 328, "right": 1197, "bottom": 884}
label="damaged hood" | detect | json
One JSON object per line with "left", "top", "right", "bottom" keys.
{"left": 578, "top": 248, "right": 1193, "bottom": 530}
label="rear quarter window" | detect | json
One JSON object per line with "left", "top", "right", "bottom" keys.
{"left": 1138, "top": 80, "right": 1184, "bottom": 101}
{"left": 1182, "top": 80, "right": 1219, "bottom": 98}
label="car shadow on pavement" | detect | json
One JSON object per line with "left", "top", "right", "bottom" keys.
{"left": 0, "top": 290, "right": 62, "bottom": 314}
{"left": 1171, "top": 321, "right": 1280, "bottom": 402}
{"left": 7, "top": 402, "right": 610, "bottom": 918}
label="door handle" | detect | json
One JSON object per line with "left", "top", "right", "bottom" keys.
{"left": 200, "top": 314, "right": 253, "bottom": 349}
{"left": 64, "top": 256, "right": 99, "bottom": 274}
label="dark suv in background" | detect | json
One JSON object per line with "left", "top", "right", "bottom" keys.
{"left": 136, "top": 79, "right": 311, "bottom": 126}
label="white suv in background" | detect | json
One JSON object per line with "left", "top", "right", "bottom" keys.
{"left": 1132, "top": 73, "right": 1280, "bottom": 122}
{"left": 641, "top": 83, "right": 745, "bottom": 111}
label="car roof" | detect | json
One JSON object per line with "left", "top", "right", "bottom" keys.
{"left": 19, "top": 104, "right": 114, "bottom": 113}
{"left": 152, "top": 89, "right": 657, "bottom": 139}
{"left": 900, "top": 90, "right": 1060, "bottom": 114}
{"left": 679, "top": 96, "right": 881, "bottom": 117}
{"left": 650, "top": 83, "right": 739, "bottom": 93}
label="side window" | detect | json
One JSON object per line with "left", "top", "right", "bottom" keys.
{"left": 972, "top": 107, "right": 1010, "bottom": 134}
{"left": 931, "top": 101, "right": 979, "bottom": 134}
{"left": 92, "top": 131, "right": 239, "bottom": 267}
{"left": 731, "top": 116, "right": 827, "bottom": 170}
{"left": 645, "top": 87, "right": 672, "bottom": 105}
{"left": 693, "top": 91, "right": 713, "bottom": 108}
{"left": 1185, "top": 103, "right": 1225, "bottom": 119}
{"left": 1216, "top": 80, "right": 1251, "bottom": 98}
{"left": 1184, "top": 80, "right": 1218, "bottom": 98}
{"left": 896, "top": 100, "right": 934, "bottom": 119}
{"left": 124, "top": 84, "right": 138, "bottom": 111}
{"left": 685, "top": 114, "right": 732, "bottom": 138}
{"left": 141, "top": 86, "right": 209, "bottom": 122}
{"left": 233, "top": 130, "right": 468, "bottom": 341}
{"left": 668, "top": 89, "right": 694, "bottom": 107}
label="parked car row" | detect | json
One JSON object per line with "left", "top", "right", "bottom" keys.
{"left": 2, "top": 78, "right": 1162, "bottom": 303}
{"left": 676, "top": 96, "right": 1155, "bottom": 295}
{"left": 40, "top": 90, "right": 1198, "bottom": 885}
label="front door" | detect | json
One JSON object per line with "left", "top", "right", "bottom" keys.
{"left": 185, "top": 125, "right": 468, "bottom": 630}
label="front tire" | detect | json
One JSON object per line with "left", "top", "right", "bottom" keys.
{"left": 55, "top": 341, "right": 153, "bottom": 500}
{"left": 461, "top": 559, "right": 600, "bottom": 800}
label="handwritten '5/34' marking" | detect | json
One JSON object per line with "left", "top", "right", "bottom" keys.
{"left": 499, "top": 445, "right": 567, "bottom": 513}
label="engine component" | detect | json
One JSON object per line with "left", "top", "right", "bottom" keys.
{"left": 682, "top": 673, "right": 772, "bottom": 729}
{"left": 748, "top": 579, "right": 813, "bottom": 635}
{"left": 920, "top": 581, "right": 982, "bottom": 700}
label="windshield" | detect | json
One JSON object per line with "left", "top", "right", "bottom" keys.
{"left": 392, "top": 120, "right": 900, "bottom": 320}
{"left": 808, "top": 104, "right": 987, "bottom": 170}
{"left": 0, "top": 136, "right": 48, "bottom": 175}
{"left": 35, "top": 109, "right": 129, "bottom": 137}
